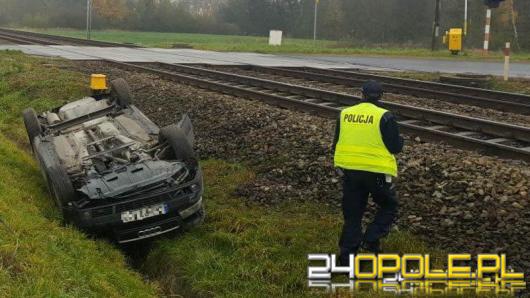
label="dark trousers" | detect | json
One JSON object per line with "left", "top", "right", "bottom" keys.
{"left": 339, "top": 169, "right": 398, "bottom": 254}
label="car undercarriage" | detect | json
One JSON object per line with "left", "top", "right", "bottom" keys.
{"left": 23, "top": 77, "right": 204, "bottom": 243}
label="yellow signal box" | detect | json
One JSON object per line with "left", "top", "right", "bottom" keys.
{"left": 448, "top": 28, "right": 463, "bottom": 55}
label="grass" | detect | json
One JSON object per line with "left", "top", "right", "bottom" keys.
{"left": 0, "top": 51, "right": 89, "bottom": 144}
{"left": 0, "top": 134, "right": 160, "bottom": 297}
{"left": 0, "top": 50, "right": 159, "bottom": 296}
{"left": 142, "top": 159, "right": 449, "bottom": 297}
{"left": 0, "top": 49, "right": 491, "bottom": 297}
{"left": 489, "top": 78, "right": 530, "bottom": 95}
{"left": 22, "top": 28, "right": 530, "bottom": 62}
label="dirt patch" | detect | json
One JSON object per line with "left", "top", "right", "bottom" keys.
{"left": 0, "top": 250, "right": 23, "bottom": 278}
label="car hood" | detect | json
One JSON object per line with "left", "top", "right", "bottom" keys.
{"left": 79, "top": 160, "right": 187, "bottom": 200}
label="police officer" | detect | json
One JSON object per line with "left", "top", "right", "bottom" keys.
{"left": 332, "top": 80, "right": 403, "bottom": 264}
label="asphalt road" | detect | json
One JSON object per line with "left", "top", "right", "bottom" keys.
{"left": 283, "top": 55, "right": 530, "bottom": 78}
{"left": 1, "top": 41, "right": 529, "bottom": 78}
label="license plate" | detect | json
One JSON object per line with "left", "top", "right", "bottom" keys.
{"left": 121, "top": 203, "right": 168, "bottom": 223}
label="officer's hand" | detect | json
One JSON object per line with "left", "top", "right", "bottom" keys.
{"left": 336, "top": 168, "right": 344, "bottom": 177}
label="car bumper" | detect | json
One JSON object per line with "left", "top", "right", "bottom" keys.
{"left": 115, "top": 197, "right": 204, "bottom": 243}
{"left": 64, "top": 174, "right": 204, "bottom": 243}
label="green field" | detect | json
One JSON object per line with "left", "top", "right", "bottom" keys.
{"left": 24, "top": 28, "right": 530, "bottom": 62}
{"left": 0, "top": 50, "right": 453, "bottom": 297}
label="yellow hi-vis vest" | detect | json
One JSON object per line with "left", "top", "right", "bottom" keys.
{"left": 334, "top": 102, "right": 398, "bottom": 177}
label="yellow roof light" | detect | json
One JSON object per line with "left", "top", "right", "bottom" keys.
{"left": 90, "top": 74, "right": 107, "bottom": 91}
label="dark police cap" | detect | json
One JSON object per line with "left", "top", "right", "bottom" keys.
{"left": 362, "top": 80, "right": 383, "bottom": 100}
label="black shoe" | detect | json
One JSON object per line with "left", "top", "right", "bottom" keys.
{"left": 363, "top": 240, "right": 381, "bottom": 254}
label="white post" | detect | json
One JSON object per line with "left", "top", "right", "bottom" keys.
{"left": 313, "top": 0, "right": 317, "bottom": 41}
{"left": 504, "top": 42, "right": 511, "bottom": 81}
{"left": 464, "top": 0, "right": 468, "bottom": 36}
{"left": 483, "top": 9, "right": 492, "bottom": 54}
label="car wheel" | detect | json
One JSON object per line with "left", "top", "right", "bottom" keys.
{"left": 36, "top": 141, "right": 77, "bottom": 209}
{"left": 22, "top": 108, "right": 42, "bottom": 150}
{"left": 110, "top": 78, "right": 132, "bottom": 108}
{"left": 159, "top": 124, "right": 197, "bottom": 164}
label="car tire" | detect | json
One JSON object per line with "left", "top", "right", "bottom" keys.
{"left": 22, "top": 108, "right": 42, "bottom": 149}
{"left": 110, "top": 78, "right": 132, "bottom": 108}
{"left": 36, "top": 140, "right": 77, "bottom": 209}
{"left": 159, "top": 124, "right": 197, "bottom": 164}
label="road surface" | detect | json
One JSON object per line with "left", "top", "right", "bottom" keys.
{"left": 283, "top": 55, "right": 530, "bottom": 78}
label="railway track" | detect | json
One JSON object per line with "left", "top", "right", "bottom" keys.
{"left": 328, "top": 67, "right": 530, "bottom": 105}
{"left": 0, "top": 28, "right": 139, "bottom": 47}
{"left": 207, "top": 65, "right": 530, "bottom": 115}
{"left": 107, "top": 61, "right": 530, "bottom": 161}
{"left": 0, "top": 31, "right": 59, "bottom": 45}
{"left": 4, "top": 27, "right": 530, "bottom": 114}
{"left": 2, "top": 28, "right": 529, "bottom": 160}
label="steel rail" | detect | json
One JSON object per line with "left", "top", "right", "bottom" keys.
{"left": 223, "top": 65, "right": 530, "bottom": 115}
{"left": 2, "top": 29, "right": 527, "bottom": 160}
{"left": 3, "top": 27, "right": 528, "bottom": 108}
{"left": 151, "top": 63, "right": 530, "bottom": 142}
{"left": 107, "top": 61, "right": 530, "bottom": 161}
{"left": 0, "top": 32, "right": 60, "bottom": 45}
{"left": 0, "top": 34, "right": 34, "bottom": 45}
{"left": 299, "top": 67, "right": 530, "bottom": 105}
{"left": 0, "top": 28, "right": 139, "bottom": 48}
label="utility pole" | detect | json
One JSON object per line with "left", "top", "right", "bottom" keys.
{"left": 431, "top": 0, "right": 441, "bottom": 51}
{"left": 464, "top": 0, "right": 468, "bottom": 36}
{"left": 86, "top": 0, "right": 92, "bottom": 40}
{"left": 313, "top": 0, "right": 319, "bottom": 42}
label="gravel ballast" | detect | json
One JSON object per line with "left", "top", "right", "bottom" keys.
{"left": 76, "top": 61, "right": 530, "bottom": 280}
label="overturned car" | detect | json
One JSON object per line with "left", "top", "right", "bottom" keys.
{"left": 23, "top": 76, "right": 204, "bottom": 243}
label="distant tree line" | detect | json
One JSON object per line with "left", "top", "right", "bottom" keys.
{"left": 0, "top": 0, "right": 528, "bottom": 50}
